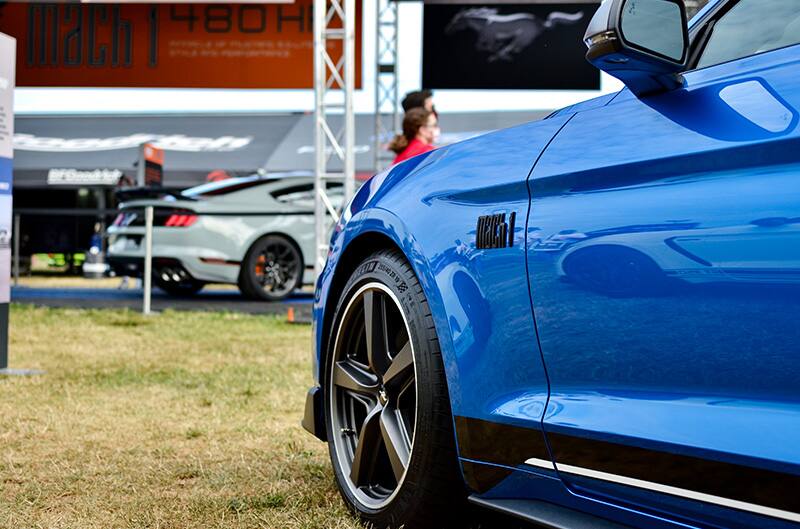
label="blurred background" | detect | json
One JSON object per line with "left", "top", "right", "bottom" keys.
{"left": 1, "top": 0, "right": 708, "bottom": 290}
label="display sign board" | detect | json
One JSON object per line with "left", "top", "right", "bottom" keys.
{"left": 422, "top": 2, "right": 600, "bottom": 90}
{"left": 138, "top": 143, "right": 164, "bottom": 187}
{"left": 0, "top": 32, "right": 14, "bottom": 369}
{"left": 0, "top": 1, "right": 362, "bottom": 89}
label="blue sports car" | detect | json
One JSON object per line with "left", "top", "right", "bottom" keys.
{"left": 302, "top": 0, "right": 800, "bottom": 527}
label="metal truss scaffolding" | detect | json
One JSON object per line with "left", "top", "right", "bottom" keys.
{"left": 313, "top": 0, "right": 356, "bottom": 279}
{"left": 374, "top": 0, "right": 400, "bottom": 172}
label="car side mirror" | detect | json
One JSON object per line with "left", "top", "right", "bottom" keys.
{"left": 584, "top": 0, "right": 689, "bottom": 97}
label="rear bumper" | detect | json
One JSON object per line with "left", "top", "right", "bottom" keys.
{"left": 108, "top": 256, "right": 196, "bottom": 280}
{"left": 108, "top": 256, "right": 145, "bottom": 277}
{"left": 302, "top": 386, "right": 326, "bottom": 442}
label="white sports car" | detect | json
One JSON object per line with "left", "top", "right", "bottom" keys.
{"left": 107, "top": 174, "right": 342, "bottom": 301}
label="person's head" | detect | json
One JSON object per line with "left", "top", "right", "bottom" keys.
{"left": 401, "top": 89, "right": 434, "bottom": 113}
{"left": 415, "top": 109, "right": 440, "bottom": 144}
{"left": 388, "top": 108, "right": 439, "bottom": 154}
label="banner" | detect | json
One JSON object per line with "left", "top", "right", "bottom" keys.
{"left": 422, "top": 2, "right": 600, "bottom": 90}
{"left": 0, "top": 1, "right": 362, "bottom": 89}
{"left": 138, "top": 143, "right": 165, "bottom": 186}
{"left": 0, "top": 31, "right": 14, "bottom": 369}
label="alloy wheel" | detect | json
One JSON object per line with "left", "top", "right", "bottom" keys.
{"left": 329, "top": 282, "right": 417, "bottom": 510}
{"left": 254, "top": 240, "right": 299, "bottom": 298}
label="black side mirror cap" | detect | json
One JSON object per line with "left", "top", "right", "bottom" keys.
{"left": 584, "top": 0, "right": 689, "bottom": 97}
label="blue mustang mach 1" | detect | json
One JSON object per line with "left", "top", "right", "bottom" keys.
{"left": 303, "top": 0, "right": 800, "bottom": 527}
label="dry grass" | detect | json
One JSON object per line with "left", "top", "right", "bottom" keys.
{"left": 0, "top": 305, "right": 359, "bottom": 529}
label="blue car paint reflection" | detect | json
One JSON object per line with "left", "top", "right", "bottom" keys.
{"left": 528, "top": 40, "right": 800, "bottom": 528}
{"left": 318, "top": 117, "right": 569, "bottom": 425}
{"left": 309, "top": 8, "right": 800, "bottom": 529}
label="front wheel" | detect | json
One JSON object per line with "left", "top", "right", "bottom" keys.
{"left": 324, "top": 250, "right": 465, "bottom": 529}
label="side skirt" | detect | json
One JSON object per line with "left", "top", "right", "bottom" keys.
{"left": 469, "top": 496, "right": 633, "bottom": 529}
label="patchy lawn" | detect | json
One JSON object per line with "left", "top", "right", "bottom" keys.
{"left": 0, "top": 305, "right": 358, "bottom": 529}
{"left": 1, "top": 305, "right": 529, "bottom": 529}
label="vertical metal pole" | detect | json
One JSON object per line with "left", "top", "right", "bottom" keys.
{"left": 313, "top": 0, "right": 326, "bottom": 281}
{"left": 143, "top": 206, "right": 153, "bottom": 315}
{"left": 374, "top": 0, "right": 400, "bottom": 172}
{"left": 12, "top": 213, "right": 19, "bottom": 287}
{"left": 392, "top": 6, "right": 400, "bottom": 137}
{"left": 374, "top": 3, "right": 382, "bottom": 172}
{"left": 97, "top": 189, "right": 107, "bottom": 254}
{"left": 343, "top": 0, "right": 356, "bottom": 203}
{"left": 313, "top": 0, "right": 356, "bottom": 281}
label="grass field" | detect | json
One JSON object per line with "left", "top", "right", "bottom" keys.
{"left": 1, "top": 305, "right": 360, "bottom": 529}
{"left": 1, "top": 305, "right": 524, "bottom": 529}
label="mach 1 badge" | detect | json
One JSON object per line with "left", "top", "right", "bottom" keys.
{"left": 476, "top": 212, "right": 515, "bottom": 249}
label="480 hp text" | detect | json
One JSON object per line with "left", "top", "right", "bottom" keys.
{"left": 24, "top": 3, "right": 313, "bottom": 68}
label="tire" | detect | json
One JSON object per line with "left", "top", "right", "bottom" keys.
{"left": 238, "top": 234, "right": 303, "bottom": 302}
{"left": 155, "top": 277, "right": 205, "bottom": 297}
{"left": 324, "top": 249, "right": 466, "bottom": 529}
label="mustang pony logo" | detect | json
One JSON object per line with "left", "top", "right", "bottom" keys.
{"left": 445, "top": 7, "right": 585, "bottom": 63}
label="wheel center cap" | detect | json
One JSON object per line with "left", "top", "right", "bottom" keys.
{"left": 378, "top": 388, "right": 388, "bottom": 406}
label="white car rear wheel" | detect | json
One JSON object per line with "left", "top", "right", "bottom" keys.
{"left": 239, "top": 234, "right": 302, "bottom": 301}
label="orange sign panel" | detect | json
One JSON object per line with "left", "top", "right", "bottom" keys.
{"left": 0, "top": 2, "right": 362, "bottom": 89}
{"left": 140, "top": 142, "right": 165, "bottom": 186}
{"left": 143, "top": 143, "right": 165, "bottom": 165}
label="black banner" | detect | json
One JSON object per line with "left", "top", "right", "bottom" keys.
{"left": 423, "top": 3, "right": 601, "bottom": 90}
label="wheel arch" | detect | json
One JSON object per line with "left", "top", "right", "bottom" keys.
{"left": 316, "top": 221, "right": 462, "bottom": 451}
{"left": 317, "top": 230, "right": 404, "bottom": 394}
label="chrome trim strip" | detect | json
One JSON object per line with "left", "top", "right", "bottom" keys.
{"left": 523, "top": 459, "right": 800, "bottom": 523}
{"left": 524, "top": 458, "right": 556, "bottom": 471}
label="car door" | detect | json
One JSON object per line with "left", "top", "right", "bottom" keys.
{"left": 526, "top": 1, "right": 800, "bottom": 527}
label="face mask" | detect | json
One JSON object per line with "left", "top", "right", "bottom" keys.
{"left": 432, "top": 127, "right": 441, "bottom": 144}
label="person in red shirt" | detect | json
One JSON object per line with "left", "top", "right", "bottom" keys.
{"left": 389, "top": 108, "right": 440, "bottom": 164}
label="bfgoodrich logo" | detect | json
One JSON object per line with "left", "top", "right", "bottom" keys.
{"left": 48, "top": 168, "right": 124, "bottom": 185}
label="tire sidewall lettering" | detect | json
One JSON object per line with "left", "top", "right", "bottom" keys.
{"left": 325, "top": 252, "right": 434, "bottom": 518}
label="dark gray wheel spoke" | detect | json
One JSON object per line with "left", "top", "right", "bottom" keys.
{"left": 363, "top": 291, "right": 390, "bottom": 377}
{"left": 383, "top": 340, "right": 413, "bottom": 389}
{"left": 333, "top": 360, "right": 379, "bottom": 396}
{"left": 380, "top": 408, "right": 411, "bottom": 482}
{"left": 331, "top": 282, "right": 418, "bottom": 508}
{"left": 350, "top": 404, "right": 383, "bottom": 486}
